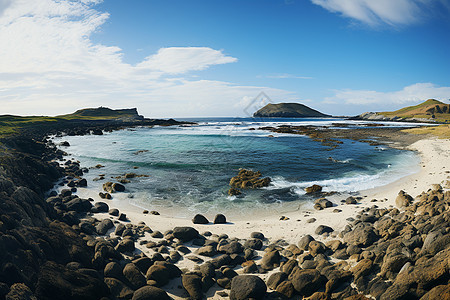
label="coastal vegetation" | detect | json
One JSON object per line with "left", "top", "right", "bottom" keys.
{"left": 356, "top": 99, "right": 450, "bottom": 123}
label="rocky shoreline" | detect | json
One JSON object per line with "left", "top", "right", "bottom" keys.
{"left": 0, "top": 122, "right": 449, "bottom": 300}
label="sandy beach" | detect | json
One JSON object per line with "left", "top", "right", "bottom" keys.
{"left": 72, "top": 136, "right": 450, "bottom": 299}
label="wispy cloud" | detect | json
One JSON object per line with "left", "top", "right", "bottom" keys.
{"left": 0, "top": 0, "right": 293, "bottom": 117}
{"left": 311, "top": 0, "right": 449, "bottom": 27}
{"left": 259, "top": 73, "right": 314, "bottom": 79}
{"left": 325, "top": 83, "right": 450, "bottom": 106}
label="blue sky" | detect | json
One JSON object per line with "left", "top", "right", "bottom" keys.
{"left": 0, "top": 0, "right": 449, "bottom": 117}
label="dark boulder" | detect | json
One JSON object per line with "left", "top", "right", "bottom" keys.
{"left": 131, "top": 286, "right": 171, "bottom": 300}
{"left": 182, "top": 274, "right": 203, "bottom": 300}
{"left": 214, "top": 214, "right": 227, "bottom": 224}
{"left": 123, "top": 263, "right": 146, "bottom": 290}
{"left": 96, "top": 219, "right": 114, "bottom": 235}
{"left": 35, "top": 262, "right": 109, "bottom": 300}
{"left": 192, "top": 214, "right": 209, "bottom": 224}
{"left": 288, "top": 268, "right": 326, "bottom": 296}
{"left": 172, "top": 227, "right": 199, "bottom": 242}
{"left": 94, "top": 202, "right": 109, "bottom": 212}
{"left": 230, "top": 275, "right": 267, "bottom": 300}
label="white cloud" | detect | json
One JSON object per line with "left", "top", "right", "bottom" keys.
{"left": 0, "top": 0, "right": 292, "bottom": 117}
{"left": 325, "top": 83, "right": 450, "bottom": 106}
{"left": 260, "top": 73, "right": 314, "bottom": 79}
{"left": 311, "top": 0, "right": 447, "bottom": 27}
{"left": 137, "top": 47, "right": 237, "bottom": 74}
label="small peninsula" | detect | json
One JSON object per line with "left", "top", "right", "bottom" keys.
{"left": 253, "top": 103, "right": 331, "bottom": 118}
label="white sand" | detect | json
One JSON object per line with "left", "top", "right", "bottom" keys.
{"left": 74, "top": 137, "right": 450, "bottom": 299}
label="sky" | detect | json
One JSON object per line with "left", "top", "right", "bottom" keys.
{"left": 1, "top": 0, "right": 450, "bottom": 118}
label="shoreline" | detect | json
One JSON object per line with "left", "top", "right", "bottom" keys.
{"left": 1, "top": 117, "right": 449, "bottom": 299}
{"left": 73, "top": 134, "right": 449, "bottom": 299}
{"left": 79, "top": 137, "right": 449, "bottom": 245}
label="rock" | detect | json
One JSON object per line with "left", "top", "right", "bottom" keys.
{"left": 103, "top": 182, "right": 126, "bottom": 193}
{"left": 380, "top": 244, "right": 410, "bottom": 280}
{"left": 146, "top": 265, "right": 170, "bottom": 287}
{"left": 214, "top": 214, "right": 227, "bottom": 224}
{"left": 153, "top": 261, "right": 181, "bottom": 279}
{"left": 420, "top": 284, "right": 450, "bottom": 300}
{"left": 79, "top": 222, "right": 96, "bottom": 235}
{"left": 308, "top": 241, "right": 326, "bottom": 256}
{"left": 343, "top": 222, "right": 379, "bottom": 247}
{"left": 351, "top": 259, "right": 373, "bottom": 279}
{"left": 211, "top": 254, "right": 232, "bottom": 269}
{"left": 229, "top": 169, "right": 271, "bottom": 189}
{"left": 118, "top": 213, "right": 128, "bottom": 221}
{"left": 115, "top": 238, "right": 135, "bottom": 253}
{"left": 173, "top": 227, "right": 199, "bottom": 242}
{"left": 421, "top": 230, "right": 450, "bottom": 256}
{"left": 251, "top": 232, "right": 265, "bottom": 240}
{"left": 115, "top": 223, "right": 126, "bottom": 236}
{"left": 182, "top": 274, "right": 203, "bottom": 300}
{"left": 267, "top": 272, "right": 288, "bottom": 290}
{"left": 244, "top": 239, "right": 263, "bottom": 250}
{"left": 196, "top": 245, "right": 217, "bottom": 257}
{"left": 289, "top": 268, "right": 326, "bottom": 296}
{"left": 192, "top": 214, "right": 209, "bottom": 224}
{"left": 345, "top": 197, "right": 357, "bottom": 204}
{"left": 104, "top": 262, "right": 123, "bottom": 279}
{"left": 314, "top": 198, "right": 333, "bottom": 210}
{"left": 123, "top": 263, "right": 146, "bottom": 289}
{"left": 217, "top": 278, "right": 232, "bottom": 289}
{"left": 305, "top": 184, "right": 322, "bottom": 194}
{"left": 66, "top": 198, "right": 92, "bottom": 212}
{"left": 230, "top": 275, "right": 267, "bottom": 300}
{"left": 276, "top": 281, "right": 295, "bottom": 299}
{"left": 228, "top": 188, "right": 242, "bottom": 196}
{"left": 219, "top": 241, "right": 244, "bottom": 254}
{"left": 199, "top": 263, "right": 215, "bottom": 278}
{"left": 35, "top": 262, "right": 109, "bottom": 300}
{"left": 307, "top": 218, "right": 317, "bottom": 223}
{"left": 315, "top": 225, "right": 334, "bottom": 235}
{"left": 261, "top": 250, "right": 281, "bottom": 270}
{"left": 6, "top": 283, "right": 35, "bottom": 300}
{"left": 94, "top": 202, "right": 109, "bottom": 212}
{"left": 102, "top": 278, "right": 134, "bottom": 299}
{"left": 96, "top": 219, "right": 114, "bottom": 235}
{"left": 131, "top": 286, "right": 171, "bottom": 300}
{"left": 77, "top": 178, "right": 87, "bottom": 187}
{"left": 395, "top": 190, "right": 413, "bottom": 208}
{"left": 298, "top": 235, "right": 315, "bottom": 250}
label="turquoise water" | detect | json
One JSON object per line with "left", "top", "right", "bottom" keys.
{"left": 54, "top": 118, "right": 421, "bottom": 217}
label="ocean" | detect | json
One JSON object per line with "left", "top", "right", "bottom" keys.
{"left": 52, "top": 118, "right": 421, "bottom": 218}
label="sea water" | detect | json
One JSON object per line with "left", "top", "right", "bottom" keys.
{"left": 53, "top": 118, "right": 421, "bottom": 218}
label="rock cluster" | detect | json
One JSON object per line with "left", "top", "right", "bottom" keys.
{"left": 229, "top": 169, "right": 271, "bottom": 190}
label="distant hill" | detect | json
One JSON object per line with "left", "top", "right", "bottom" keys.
{"left": 355, "top": 99, "right": 450, "bottom": 123}
{"left": 253, "top": 103, "right": 330, "bottom": 118}
{"left": 59, "top": 107, "right": 144, "bottom": 121}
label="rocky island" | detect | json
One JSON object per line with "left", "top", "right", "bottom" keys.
{"left": 253, "top": 103, "right": 331, "bottom": 118}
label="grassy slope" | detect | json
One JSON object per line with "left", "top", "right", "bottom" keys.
{"left": 380, "top": 99, "right": 450, "bottom": 122}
